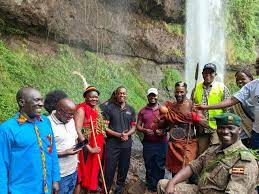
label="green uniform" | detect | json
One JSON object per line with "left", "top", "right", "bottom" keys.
{"left": 157, "top": 140, "right": 258, "bottom": 194}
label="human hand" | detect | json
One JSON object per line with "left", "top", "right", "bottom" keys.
{"left": 165, "top": 184, "right": 178, "bottom": 194}
{"left": 193, "top": 104, "right": 207, "bottom": 111}
{"left": 155, "top": 129, "right": 165, "bottom": 136}
{"left": 121, "top": 131, "right": 129, "bottom": 141}
{"left": 145, "top": 128, "right": 155, "bottom": 136}
{"left": 88, "top": 146, "right": 101, "bottom": 154}
{"left": 66, "top": 147, "right": 80, "bottom": 155}
{"left": 52, "top": 182, "right": 59, "bottom": 194}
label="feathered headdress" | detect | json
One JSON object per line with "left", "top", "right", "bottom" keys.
{"left": 73, "top": 71, "right": 89, "bottom": 90}
{"left": 73, "top": 71, "right": 100, "bottom": 97}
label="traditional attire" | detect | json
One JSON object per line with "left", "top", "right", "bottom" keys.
{"left": 0, "top": 113, "right": 60, "bottom": 194}
{"left": 163, "top": 101, "right": 199, "bottom": 174}
{"left": 76, "top": 102, "right": 105, "bottom": 191}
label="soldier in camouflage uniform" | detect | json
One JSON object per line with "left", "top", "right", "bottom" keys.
{"left": 157, "top": 113, "right": 258, "bottom": 194}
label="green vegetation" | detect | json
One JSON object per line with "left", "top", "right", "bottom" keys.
{"left": 164, "top": 23, "right": 184, "bottom": 37}
{"left": 0, "top": 41, "right": 149, "bottom": 122}
{"left": 0, "top": 19, "right": 28, "bottom": 36}
{"left": 159, "top": 68, "right": 182, "bottom": 97}
{"left": 226, "top": 0, "right": 258, "bottom": 63}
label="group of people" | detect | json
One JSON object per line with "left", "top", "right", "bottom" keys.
{"left": 140, "top": 63, "right": 259, "bottom": 194}
{"left": 0, "top": 62, "right": 258, "bottom": 194}
{"left": 0, "top": 84, "right": 136, "bottom": 194}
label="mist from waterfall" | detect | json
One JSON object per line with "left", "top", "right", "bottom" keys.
{"left": 185, "top": 0, "right": 225, "bottom": 95}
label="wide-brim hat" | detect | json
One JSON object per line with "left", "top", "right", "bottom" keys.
{"left": 83, "top": 86, "right": 100, "bottom": 98}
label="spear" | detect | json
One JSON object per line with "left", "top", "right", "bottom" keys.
{"left": 90, "top": 115, "right": 108, "bottom": 194}
{"left": 191, "top": 62, "right": 199, "bottom": 101}
{"left": 182, "top": 62, "right": 199, "bottom": 168}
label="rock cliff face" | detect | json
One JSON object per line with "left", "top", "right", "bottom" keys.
{"left": 0, "top": 0, "right": 185, "bottom": 64}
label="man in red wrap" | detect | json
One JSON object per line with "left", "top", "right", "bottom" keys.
{"left": 159, "top": 82, "right": 207, "bottom": 177}
{"left": 74, "top": 86, "right": 105, "bottom": 194}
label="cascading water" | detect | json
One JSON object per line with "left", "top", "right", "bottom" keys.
{"left": 185, "top": 0, "right": 226, "bottom": 96}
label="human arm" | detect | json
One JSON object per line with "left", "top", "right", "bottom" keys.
{"left": 165, "top": 166, "right": 193, "bottom": 194}
{"left": 57, "top": 148, "right": 80, "bottom": 157}
{"left": 195, "top": 97, "right": 240, "bottom": 110}
{"left": 136, "top": 111, "right": 154, "bottom": 135}
{"left": 74, "top": 108, "right": 86, "bottom": 141}
{"left": 50, "top": 125, "right": 61, "bottom": 185}
{"left": 0, "top": 128, "right": 11, "bottom": 194}
{"left": 222, "top": 86, "right": 234, "bottom": 113}
{"left": 121, "top": 107, "right": 137, "bottom": 141}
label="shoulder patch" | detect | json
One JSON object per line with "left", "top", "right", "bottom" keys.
{"left": 229, "top": 166, "right": 246, "bottom": 175}
{"left": 240, "top": 151, "right": 253, "bottom": 162}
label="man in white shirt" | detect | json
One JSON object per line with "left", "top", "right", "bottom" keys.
{"left": 48, "top": 98, "right": 79, "bottom": 194}
{"left": 195, "top": 79, "right": 259, "bottom": 150}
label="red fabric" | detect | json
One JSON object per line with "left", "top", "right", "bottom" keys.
{"left": 191, "top": 112, "right": 201, "bottom": 123}
{"left": 77, "top": 102, "right": 105, "bottom": 191}
{"left": 163, "top": 101, "right": 198, "bottom": 173}
{"left": 163, "top": 101, "right": 200, "bottom": 124}
{"left": 166, "top": 138, "right": 198, "bottom": 173}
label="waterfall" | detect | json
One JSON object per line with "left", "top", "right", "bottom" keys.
{"left": 185, "top": 0, "right": 225, "bottom": 96}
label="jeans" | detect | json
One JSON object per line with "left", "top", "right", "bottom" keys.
{"left": 143, "top": 141, "right": 167, "bottom": 192}
{"left": 251, "top": 130, "right": 259, "bottom": 149}
{"left": 59, "top": 170, "right": 78, "bottom": 194}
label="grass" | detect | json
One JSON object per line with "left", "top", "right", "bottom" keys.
{"left": 0, "top": 41, "right": 149, "bottom": 122}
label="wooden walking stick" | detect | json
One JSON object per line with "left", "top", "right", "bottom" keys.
{"left": 182, "top": 62, "right": 199, "bottom": 168}
{"left": 90, "top": 115, "right": 108, "bottom": 194}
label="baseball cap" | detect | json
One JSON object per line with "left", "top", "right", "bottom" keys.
{"left": 214, "top": 113, "right": 241, "bottom": 126}
{"left": 203, "top": 63, "right": 217, "bottom": 73}
{"left": 147, "top": 88, "right": 158, "bottom": 95}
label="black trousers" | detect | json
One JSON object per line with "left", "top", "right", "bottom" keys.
{"left": 104, "top": 145, "right": 131, "bottom": 194}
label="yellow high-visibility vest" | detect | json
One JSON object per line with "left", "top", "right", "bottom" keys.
{"left": 194, "top": 81, "right": 225, "bottom": 129}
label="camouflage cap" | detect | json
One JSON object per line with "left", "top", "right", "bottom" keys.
{"left": 214, "top": 113, "right": 241, "bottom": 126}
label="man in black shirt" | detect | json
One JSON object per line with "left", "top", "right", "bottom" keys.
{"left": 103, "top": 86, "right": 136, "bottom": 194}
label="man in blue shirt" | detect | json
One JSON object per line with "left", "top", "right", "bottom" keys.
{"left": 0, "top": 87, "right": 60, "bottom": 194}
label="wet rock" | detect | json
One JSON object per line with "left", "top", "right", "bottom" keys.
{"left": 0, "top": 0, "right": 184, "bottom": 64}
{"left": 139, "top": 0, "right": 185, "bottom": 23}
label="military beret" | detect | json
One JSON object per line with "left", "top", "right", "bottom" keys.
{"left": 214, "top": 113, "right": 241, "bottom": 126}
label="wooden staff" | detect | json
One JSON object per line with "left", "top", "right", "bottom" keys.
{"left": 182, "top": 62, "right": 199, "bottom": 168}
{"left": 90, "top": 115, "right": 108, "bottom": 194}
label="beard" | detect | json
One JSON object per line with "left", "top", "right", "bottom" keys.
{"left": 175, "top": 95, "right": 185, "bottom": 102}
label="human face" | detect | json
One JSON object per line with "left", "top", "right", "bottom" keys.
{"left": 175, "top": 86, "right": 187, "bottom": 103}
{"left": 21, "top": 89, "right": 44, "bottom": 118}
{"left": 217, "top": 125, "right": 240, "bottom": 148}
{"left": 235, "top": 72, "right": 252, "bottom": 89}
{"left": 56, "top": 104, "right": 76, "bottom": 123}
{"left": 147, "top": 93, "right": 158, "bottom": 105}
{"left": 202, "top": 69, "right": 216, "bottom": 85}
{"left": 85, "top": 91, "right": 99, "bottom": 107}
{"left": 116, "top": 88, "right": 127, "bottom": 104}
